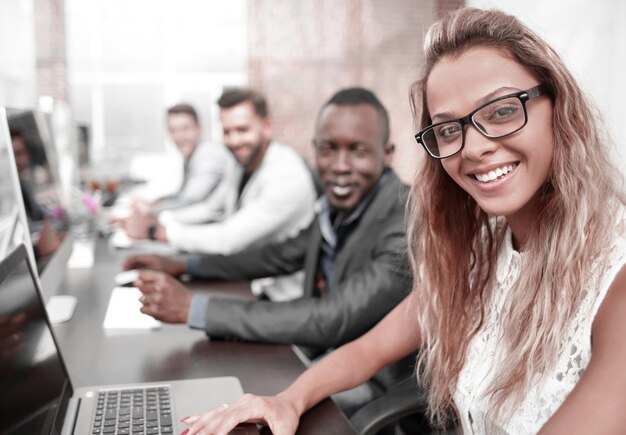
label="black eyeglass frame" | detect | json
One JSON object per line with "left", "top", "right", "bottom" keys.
{"left": 415, "top": 84, "right": 547, "bottom": 159}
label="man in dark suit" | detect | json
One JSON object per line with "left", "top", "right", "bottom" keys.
{"left": 125, "top": 87, "right": 410, "bottom": 355}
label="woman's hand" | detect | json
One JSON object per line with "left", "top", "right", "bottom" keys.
{"left": 182, "top": 393, "right": 300, "bottom": 435}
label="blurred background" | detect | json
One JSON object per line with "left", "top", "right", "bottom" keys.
{"left": 0, "top": 0, "right": 624, "bottom": 184}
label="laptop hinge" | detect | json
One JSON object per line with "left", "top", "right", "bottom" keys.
{"left": 60, "top": 397, "right": 81, "bottom": 435}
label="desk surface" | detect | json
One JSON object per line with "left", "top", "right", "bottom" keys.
{"left": 52, "top": 238, "right": 357, "bottom": 435}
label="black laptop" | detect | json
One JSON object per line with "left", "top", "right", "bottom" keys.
{"left": 0, "top": 244, "right": 258, "bottom": 435}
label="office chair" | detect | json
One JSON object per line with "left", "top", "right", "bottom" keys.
{"left": 350, "top": 385, "right": 428, "bottom": 435}
{"left": 350, "top": 385, "right": 457, "bottom": 435}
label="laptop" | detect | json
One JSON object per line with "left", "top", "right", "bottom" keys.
{"left": 0, "top": 244, "right": 259, "bottom": 435}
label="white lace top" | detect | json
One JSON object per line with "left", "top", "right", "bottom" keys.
{"left": 453, "top": 225, "right": 626, "bottom": 434}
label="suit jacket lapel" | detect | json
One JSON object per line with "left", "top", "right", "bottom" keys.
{"left": 330, "top": 173, "right": 403, "bottom": 290}
{"left": 303, "top": 218, "right": 322, "bottom": 298}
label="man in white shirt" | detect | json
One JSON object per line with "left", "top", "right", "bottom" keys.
{"left": 122, "top": 89, "right": 316, "bottom": 300}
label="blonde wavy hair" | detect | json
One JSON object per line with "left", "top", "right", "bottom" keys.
{"left": 408, "top": 7, "right": 626, "bottom": 427}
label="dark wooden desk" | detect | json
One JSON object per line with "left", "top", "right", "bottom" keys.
{"left": 52, "top": 238, "right": 357, "bottom": 435}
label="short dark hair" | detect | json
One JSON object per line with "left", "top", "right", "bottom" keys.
{"left": 167, "top": 103, "right": 199, "bottom": 124}
{"left": 322, "top": 87, "right": 390, "bottom": 143}
{"left": 9, "top": 126, "right": 25, "bottom": 141}
{"left": 217, "top": 88, "right": 269, "bottom": 118}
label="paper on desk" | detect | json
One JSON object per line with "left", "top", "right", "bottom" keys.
{"left": 103, "top": 287, "right": 161, "bottom": 331}
{"left": 67, "top": 239, "right": 95, "bottom": 269}
{"left": 108, "top": 228, "right": 179, "bottom": 255}
{"left": 109, "top": 228, "right": 133, "bottom": 248}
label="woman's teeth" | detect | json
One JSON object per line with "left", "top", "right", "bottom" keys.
{"left": 474, "top": 164, "right": 516, "bottom": 183}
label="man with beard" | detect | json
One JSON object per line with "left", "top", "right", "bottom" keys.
{"left": 123, "top": 89, "right": 315, "bottom": 254}
{"left": 122, "top": 89, "right": 317, "bottom": 301}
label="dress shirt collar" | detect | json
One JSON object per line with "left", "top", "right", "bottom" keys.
{"left": 315, "top": 168, "right": 390, "bottom": 248}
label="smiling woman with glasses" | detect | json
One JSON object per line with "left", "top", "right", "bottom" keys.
{"left": 416, "top": 84, "right": 547, "bottom": 159}
{"left": 181, "top": 8, "right": 626, "bottom": 435}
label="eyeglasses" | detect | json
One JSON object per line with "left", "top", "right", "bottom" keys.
{"left": 415, "top": 84, "right": 547, "bottom": 159}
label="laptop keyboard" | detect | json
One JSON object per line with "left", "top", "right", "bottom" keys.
{"left": 91, "top": 386, "right": 173, "bottom": 435}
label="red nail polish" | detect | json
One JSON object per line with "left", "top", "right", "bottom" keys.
{"left": 181, "top": 416, "right": 190, "bottom": 422}
{"left": 181, "top": 429, "right": 189, "bottom": 435}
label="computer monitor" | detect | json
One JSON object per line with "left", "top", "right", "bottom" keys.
{"left": 39, "top": 96, "right": 80, "bottom": 203}
{"left": 6, "top": 108, "right": 73, "bottom": 298}
{"left": 0, "top": 108, "right": 34, "bottom": 264}
{"left": 75, "top": 124, "right": 90, "bottom": 169}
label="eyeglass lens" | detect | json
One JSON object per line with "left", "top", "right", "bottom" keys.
{"left": 423, "top": 96, "right": 526, "bottom": 158}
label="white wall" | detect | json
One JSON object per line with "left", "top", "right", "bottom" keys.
{"left": 65, "top": 0, "right": 249, "bottom": 180}
{"left": 468, "top": 0, "right": 626, "bottom": 172}
{"left": 0, "top": 0, "right": 37, "bottom": 108}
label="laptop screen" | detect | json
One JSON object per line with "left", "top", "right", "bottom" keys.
{"left": 0, "top": 244, "right": 73, "bottom": 435}
{"left": 6, "top": 109, "right": 72, "bottom": 291}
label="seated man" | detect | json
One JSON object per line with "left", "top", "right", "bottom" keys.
{"left": 124, "top": 88, "right": 413, "bottom": 412}
{"left": 122, "top": 88, "right": 317, "bottom": 301}
{"left": 140, "top": 103, "right": 229, "bottom": 215}
{"left": 10, "top": 127, "right": 63, "bottom": 260}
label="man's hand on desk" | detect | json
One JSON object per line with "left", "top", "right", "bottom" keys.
{"left": 135, "top": 270, "right": 192, "bottom": 323}
{"left": 119, "top": 208, "right": 158, "bottom": 240}
{"left": 123, "top": 255, "right": 186, "bottom": 277}
{"left": 131, "top": 199, "right": 154, "bottom": 215}
{"left": 35, "top": 219, "right": 63, "bottom": 258}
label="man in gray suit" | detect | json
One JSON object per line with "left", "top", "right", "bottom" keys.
{"left": 125, "top": 87, "right": 410, "bottom": 355}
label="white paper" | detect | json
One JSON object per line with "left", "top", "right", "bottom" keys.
{"left": 103, "top": 287, "right": 161, "bottom": 331}
{"left": 108, "top": 228, "right": 178, "bottom": 255}
{"left": 109, "top": 228, "right": 133, "bottom": 248}
{"left": 67, "top": 239, "right": 95, "bottom": 269}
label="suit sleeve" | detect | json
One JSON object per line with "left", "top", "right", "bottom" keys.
{"left": 199, "top": 212, "right": 411, "bottom": 349}
{"left": 185, "top": 223, "right": 313, "bottom": 281}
